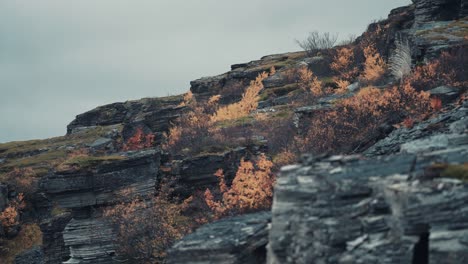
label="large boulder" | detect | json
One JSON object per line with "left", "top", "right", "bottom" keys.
{"left": 268, "top": 145, "right": 468, "bottom": 264}
{"left": 67, "top": 96, "right": 185, "bottom": 137}
{"left": 365, "top": 100, "right": 467, "bottom": 156}
{"left": 40, "top": 213, "right": 73, "bottom": 264}
{"left": 168, "top": 212, "right": 271, "bottom": 264}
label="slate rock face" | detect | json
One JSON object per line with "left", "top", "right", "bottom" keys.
{"left": 267, "top": 142, "right": 468, "bottom": 264}
{"left": 170, "top": 147, "right": 249, "bottom": 197}
{"left": 365, "top": 100, "right": 467, "bottom": 156}
{"left": 412, "top": 0, "right": 466, "bottom": 25}
{"left": 63, "top": 218, "right": 116, "bottom": 264}
{"left": 15, "top": 246, "right": 45, "bottom": 264}
{"left": 167, "top": 212, "right": 271, "bottom": 264}
{"left": 67, "top": 96, "right": 185, "bottom": 137}
{"left": 36, "top": 149, "right": 160, "bottom": 264}
{"left": 40, "top": 213, "right": 72, "bottom": 264}
{"left": 40, "top": 149, "right": 160, "bottom": 209}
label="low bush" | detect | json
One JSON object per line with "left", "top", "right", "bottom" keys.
{"left": 204, "top": 154, "right": 275, "bottom": 219}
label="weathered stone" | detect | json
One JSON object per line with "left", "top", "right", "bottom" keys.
{"left": 67, "top": 96, "right": 185, "bottom": 136}
{"left": 63, "top": 218, "right": 116, "bottom": 264}
{"left": 15, "top": 246, "right": 45, "bottom": 264}
{"left": 365, "top": 102, "right": 468, "bottom": 156}
{"left": 171, "top": 148, "right": 249, "bottom": 197}
{"left": 267, "top": 126, "right": 468, "bottom": 264}
{"left": 40, "top": 149, "right": 160, "bottom": 209}
{"left": 40, "top": 213, "right": 73, "bottom": 264}
{"left": 300, "top": 56, "right": 331, "bottom": 76}
{"left": 263, "top": 74, "right": 288, "bottom": 89}
{"left": 168, "top": 212, "right": 271, "bottom": 264}
{"left": 87, "top": 137, "right": 112, "bottom": 149}
{"left": 412, "top": 0, "right": 465, "bottom": 25}
{"left": 429, "top": 85, "right": 461, "bottom": 103}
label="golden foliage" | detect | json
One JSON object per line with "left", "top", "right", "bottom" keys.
{"left": 269, "top": 66, "right": 276, "bottom": 75}
{"left": 211, "top": 72, "right": 268, "bottom": 122}
{"left": 104, "top": 184, "right": 192, "bottom": 263}
{"left": 335, "top": 79, "right": 351, "bottom": 94}
{"left": 163, "top": 93, "right": 218, "bottom": 155}
{"left": 407, "top": 51, "right": 467, "bottom": 90}
{"left": 178, "top": 91, "right": 194, "bottom": 107}
{"left": 361, "top": 44, "right": 387, "bottom": 84}
{"left": 297, "top": 67, "right": 324, "bottom": 96}
{"left": 0, "top": 194, "right": 25, "bottom": 228}
{"left": 331, "top": 47, "right": 359, "bottom": 93}
{"left": 204, "top": 154, "right": 275, "bottom": 218}
{"left": 298, "top": 83, "right": 432, "bottom": 153}
{"left": 431, "top": 97, "right": 443, "bottom": 111}
{"left": 272, "top": 149, "right": 298, "bottom": 168}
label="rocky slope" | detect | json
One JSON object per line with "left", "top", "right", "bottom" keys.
{"left": 0, "top": 0, "right": 467, "bottom": 263}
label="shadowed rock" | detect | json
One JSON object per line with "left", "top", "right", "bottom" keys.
{"left": 168, "top": 212, "right": 271, "bottom": 264}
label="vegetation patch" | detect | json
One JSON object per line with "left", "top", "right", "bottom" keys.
{"left": 58, "top": 155, "right": 126, "bottom": 170}
{"left": 0, "top": 224, "right": 42, "bottom": 264}
{"left": 441, "top": 163, "right": 468, "bottom": 181}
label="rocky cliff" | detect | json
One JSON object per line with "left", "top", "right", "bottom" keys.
{"left": 1, "top": 0, "right": 467, "bottom": 263}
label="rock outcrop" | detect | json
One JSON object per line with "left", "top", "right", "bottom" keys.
{"left": 412, "top": 0, "right": 466, "bottom": 25}
{"left": 63, "top": 218, "right": 116, "bottom": 264}
{"left": 34, "top": 149, "right": 161, "bottom": 263}
{"left": 39, "top": 150, "right": 160, "bottom": 209}
{"left": 67, "top": 96, "right": 185, "bottom": 143}
{"left": 268, "top": 143, "right": 468, "bottom": 263}
{"left": 168, "top": 212, "right": 271, "bottom": 264}
{"left": 169, "top": 147, "right": 251, "bottom": 197}
{"left": 40, "top": 213, "right": 72, "bottom": 264}
{"left": 365, "top": 100, "right": 467, "bottom": 156}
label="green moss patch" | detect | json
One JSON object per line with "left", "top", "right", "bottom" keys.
{"left": 441, "top": 163, "right": 468, "bottom": 181}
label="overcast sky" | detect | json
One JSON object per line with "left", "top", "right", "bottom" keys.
{"left": 0, "top": 0, "right": 411, "bottom": 143}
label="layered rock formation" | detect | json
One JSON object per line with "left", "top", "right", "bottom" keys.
{"left": 168, "top": 212, "right": 271, "bottom": 264}
{"left": 413, "top": 0, "right": 467, "bottom": 25}
{"left": 268, "top": 135, "right": 468, "bottom": 263}
{"left": 34, "top": 150, "right": 160, "bottom": 263}
{"left": 67, "top": 96, "right": 185, "bottom": 145}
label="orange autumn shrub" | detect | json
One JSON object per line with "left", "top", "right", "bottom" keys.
{"left": 272, "top": 149, "right": 298, "bottom": 168}
{"left": 299, "top": 83, "right": 431, "bottom": 153}
{"left": 408, "top": 50, "right": 468, "bottom": 91}
{"left": 431, "top": 97, "right": 443, "bottom": 111}
{"left": 0, "top": 224, "right": 42, "bottom": 264}
{"left": 0, "top": 193, "right": 25, "bottom": 230}
{"left": 331, "top": 47, "right": 359, "bottom": 93}
{"left": 122, "top": 127, "right": 155, "bottom": 151}
{"left": 163, "top": 93, "right": 221, "bottom": 155}
{"left": 104, "top": 185, "right": 192, "bottom": 263}
{"left": 211, "top": 72, "right": 269, "bottom": 122}
{"left": 297, "top": 67, "right": 324, "bottom": 96}
{"left": 204, "top": 154, "right": 275, "bottom": 219}
{"left": 361, "top": 44, "right": 387, "bottom": 84}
